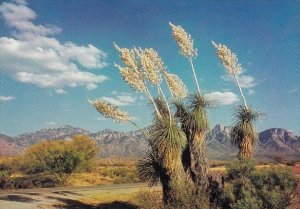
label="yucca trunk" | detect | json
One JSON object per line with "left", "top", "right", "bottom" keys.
{"left": 238, "top": 136, "right": 253, "bottom": 158}
{"left": 157, "top": 167, "right": 172, "bottom": 204}
{"left": 160, "top": 144, "right": 186, "bottom": 205}
{"left": 189, "top": 130, "right": 208, "bottom": 188}
{"left": 148, "top": 115, "right": 187, "bottom": 205}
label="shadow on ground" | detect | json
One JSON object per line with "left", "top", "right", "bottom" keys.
{"left": 52, "top": 197, "right": 138, "bottom": 209}
{"left": 0, "top": 194, "right": 38, "bottom": 203}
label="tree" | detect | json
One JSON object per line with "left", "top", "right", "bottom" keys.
{"left": 22, "top": 135, "right": 99, "bottom": 185}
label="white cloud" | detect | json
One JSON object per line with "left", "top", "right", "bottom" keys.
{"left": 237, "top": 75, "right": 257, "bottom": 88}
{"left": 205, "top": 91, "right": 239, "bottom": 105}
{"left": 0, "top": 95, "right": 15, "bottom": 102}
{"left": 101, "top": 95, "right": 136, "bottom": 106}
{"left": 86, "top": 83, "right": 97, "bottom": 91}
{"left": 55, "top": 89, "right": 67, "bottom": 94}
{"left": 0, "top": 1, "right": 107, "bottom": 90}
{"left": 99, "top": 92, "right": 137, "bottom": 106}
{"left": 221, "top": 74, "right": 257, "bottom": 89}
{"left": 46, "top": 121, "right": 56, "bottom": 126}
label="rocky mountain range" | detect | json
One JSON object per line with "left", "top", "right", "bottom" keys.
{"left": 0, "top": 125, "right": 299, "bottom": 161}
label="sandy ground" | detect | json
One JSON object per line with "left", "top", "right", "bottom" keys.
{"left": 0, "top": 183, "right": 148, "bottom": 209}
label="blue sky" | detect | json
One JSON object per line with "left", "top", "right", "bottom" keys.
{"left": 0, "top": 0, "right": 299, "bottom": 136}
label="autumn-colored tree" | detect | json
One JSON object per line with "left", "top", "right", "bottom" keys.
{"left": 22, "top": 135, "right": 99, "bottom": 185}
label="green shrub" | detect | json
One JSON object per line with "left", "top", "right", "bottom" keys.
{"left": 227, "top": 158, "right": 256, "bottom": 180}
{"left": 218, "top": 160, "right": 297, "bottom": 209}
{"left": 0, "top": 163, "right": 12, "bottom": 189}
{"left": 231, "top": 188, "right": 261, "bottom": 209}
{"left": 250, "top": 166, "right": 297, "bottom": 209}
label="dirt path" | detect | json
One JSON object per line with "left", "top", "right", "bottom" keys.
{"left": 0, "top": 183, "right": 149, "bottom": 209}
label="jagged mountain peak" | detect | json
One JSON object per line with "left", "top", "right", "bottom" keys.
{"left": 1, "top": 125, "right": 299, "bottom": 160}
{"left": 258, "top": 128, "right": 300, "bottom": 153}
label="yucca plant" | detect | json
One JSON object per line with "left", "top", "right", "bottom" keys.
{"left": 212, "top": 41, "right": 262, "bottom": 159}
{"left": 137, "top": 98, "right": 188, "bottom": 205}
{"left": 231, "top": 105, "right": 262, "bottom": 158}
{"left": 92, "top": 43, "right": 192, "bottom": 205}
{"left": 170, "top": 23, "right": 210, "bottom": 190}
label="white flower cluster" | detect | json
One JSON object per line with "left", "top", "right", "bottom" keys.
{"left": 169, "top": 22, "right": 197, "bottom": 58}
{"left": 164, "top": 71, "right": 188, "bottom": 100}
{"left": 212, "top": 41, "right": 242, "bottom": 75}
{"left": 114, "top": 43, "right": 138, "bottom": 70}
{"left": 115, "top": 64, "right": 146, "bottom": 92}
{"left": 140, "top": 48, "right": 164, "bottom": 85}
{"left": 90, "top": 99, "right": 131, "bottom": 123}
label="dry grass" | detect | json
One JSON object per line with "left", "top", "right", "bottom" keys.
{"left": 78, "top": 186, "right": 161, "bottom": 206}
{"left": 66, "top": 158, "right": 141, "bottom": 186}
{"left": 79, "top": 191, "right": 134, "bottom": 205}
{"left": 96, "top": 157, "right": 139, "bottom": 166}
{"left": 67, "top": 172, "right": 112, "bottom": 186}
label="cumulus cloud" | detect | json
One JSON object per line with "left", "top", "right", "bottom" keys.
{"left": 0, "top": 1, "right": 107, "bottom": 91}
{"left": 0, "top": 95, "right": 15, "bottom": 102}
{"left": 205, "top": 91, "right": 239, "bottom": 105}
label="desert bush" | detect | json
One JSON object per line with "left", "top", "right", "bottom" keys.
{"left": 1, "top": 174, "right": 58, "bottom": 190}
{"left": 217, "top": 160, "right": 297, "bottom": 209}
{"left": 0, "top": 163, "right": 12, "bottom": 189}
{"left": 133, "top": 189, "right": 163, "bottom": 209}
{"left": 208, "top": 171, "right": 225, "bottom": 207}
{"left": 165, "top": 179, "right": 210, "bottom": 209}
{"left": 250, "top": 166, "right": 297, "bottom": 209}
{"left": 22, "top": 135, "right": 99, "bottom": 185}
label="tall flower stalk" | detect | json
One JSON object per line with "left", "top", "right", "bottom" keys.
{"left": 212, "top": 41, "right": 248, "bottom": 109}
{"left": 169, "top": 22, "right": 201, "bottom": 96}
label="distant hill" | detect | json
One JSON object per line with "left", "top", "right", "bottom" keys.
{"left": 0, "top": 134, "right": 23, "bottom": 156}
{"left": 1, "top": 125, "right": 299, "bottom": 161}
